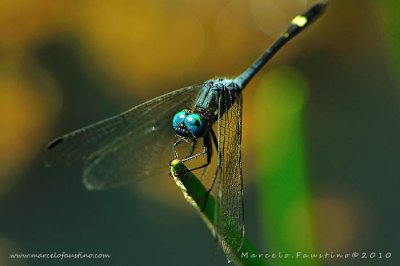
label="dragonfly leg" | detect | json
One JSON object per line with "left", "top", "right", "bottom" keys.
{"left": 202, "top": 128, "right": 219, "bottom": 212}
{"left": 187, "top": 138, "right": 197, "bottom": 157}
{"left": 182, "top": 133, "right": 212, "bottom": 171}
{"left": 172, "top": 136, "right": 209, "bottom": 177}
{"left": 172, "top": 138, "right": 183, "bottom": 159}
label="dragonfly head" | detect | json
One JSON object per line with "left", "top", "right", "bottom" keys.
{"left": 173, "top": 109, "right": 207, "bottom": 138}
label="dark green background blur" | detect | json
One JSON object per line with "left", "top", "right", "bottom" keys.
{"left": 0, "top": 0, "right": 399, "bottom": 265}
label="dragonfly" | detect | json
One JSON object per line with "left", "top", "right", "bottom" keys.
{"left": 46, "top": 1, "right": 326, "bottom": 261}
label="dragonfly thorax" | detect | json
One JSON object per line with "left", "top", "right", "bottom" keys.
{"left": 172, "top": 109, "right": 209, "bottom": 138}
{"left": 195, "top": 78, "right": 241, "bottom": 120}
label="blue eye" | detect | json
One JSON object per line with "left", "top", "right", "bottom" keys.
{"left": 172, "top": 110, "right": 186, "bottom": 129}
{"left": 184, "top": 114, "right": 206, "bottom": 137}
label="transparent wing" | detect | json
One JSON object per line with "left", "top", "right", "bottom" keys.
{"left": 46, "top": 84, "right": 203, "bottom": 190}
{"left": 214, "top": 88, "right": 244, "bottom": 260}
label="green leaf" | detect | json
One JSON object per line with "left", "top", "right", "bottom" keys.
{"left": 170, "top": 160, "right": 266, "bottom": 266}
{"left": 254, "top": 67, "right": 318, "bottom": 266}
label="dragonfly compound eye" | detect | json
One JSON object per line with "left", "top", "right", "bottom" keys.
{"left": 172, "top": 110, "right": 186, "bottom": 129}
{"left": 184, "top": 114, "right": 206, "bottom": 137}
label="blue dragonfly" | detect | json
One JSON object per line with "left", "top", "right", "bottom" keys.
{"left": 46, "top": 2, "right": 326, "bottom": 260}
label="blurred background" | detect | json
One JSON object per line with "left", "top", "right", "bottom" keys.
{"left": 0, "top": 0, "right": 399, "bottom": 265}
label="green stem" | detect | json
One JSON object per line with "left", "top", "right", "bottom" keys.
{"left": 170, "top": 160, "right": 266, "bottom": 266}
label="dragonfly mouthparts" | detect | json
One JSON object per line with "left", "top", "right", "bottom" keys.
{"left": 175, "top": 122, "right": 190, "bottom": 137}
